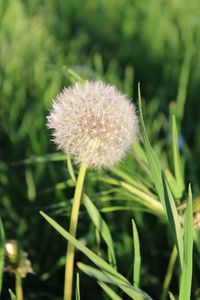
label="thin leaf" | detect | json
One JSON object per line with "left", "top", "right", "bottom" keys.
{"left": 120, "top": 182, "right": 164, "bottom": 217}
{"left": 67, "top": 155, "right": 76, "bottom": 184}
{"left": 161, "top": 246, "right": 177, "bottom": 300}
{"left": 112, "top": 167, "right": 155, "bottom": 196}
{"left": 63, "top": 67, "right": 85, "bottom": 83}
{"left": 98, "top": 281, "right": 123, "bottom": 300}
{"left": 77, "top": 262, "right": 151, "bottom": 300}
{"left": 138, "top": 85, "right": 184, "bottom": 269}
{"left": 123, "top": 66, "right": 134, "bottom": 98}
{"left": 100, "top": 206, "right": 151, "bottom": 214}
{"left": 179, "top": 185, "right": 193, "bottom": 300}
{"left": 172, "top": 116, "right": 184, "bottom": 195}
{"left": 75, "top": 272, "right": 80, "bottom": 300}
{"left": 168, "top": 291, "right": 176, "bottom": 300}
{"left": 25, "top": 167, "right": 36, "bottom": 201}
{"left": 94, "top": 53, "right": 104, "bottom": 76}
{"left": 77, "top": 262, "right": 113, "bottom": 284}
{"left": 132, "top": 220, "right": 141, "bottom": 288}
{"left": 111, "top": 167, "right": 141, "bottom": 189}
{"left": 40, "top": 211, "right": 152, "bottom": 300}
{"left": 164, "top": 169, "right": 181, "bottom": 199}
{"left": 11, "top": 153, "right": 67, "bottom": 166}
{"left": 138, "top": 85, "right": 163, "bottom": 198}
{"left": 98, "top": 177, "right": 164, "bottom": 217}
{"left": 9, "top": 289, "right": 17, "bottom": 300}
{"left": 176, "top": 43, "right": 193, "bottom": 123}
{"left": 0, "top": 218, "right": 5, "bottom": 294}
{"left": 83, "top": 194, "right": 117, "bottom": 268}
{"left": 162, "top": 177, "right": 184, "bottom": 269}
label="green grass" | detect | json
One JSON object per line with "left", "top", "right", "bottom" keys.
{"left": 0, "top": 0, "right": 200, "bottom": 299}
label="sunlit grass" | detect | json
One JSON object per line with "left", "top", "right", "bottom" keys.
{"left": 0, "top": 0, "right": 200, "bottom": 299}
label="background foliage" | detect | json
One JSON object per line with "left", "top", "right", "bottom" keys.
{"left": 0, "top": 0, "right": 200, "bottom": 299}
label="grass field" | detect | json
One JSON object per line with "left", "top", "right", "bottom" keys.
{"left": 0, "top": 0, "right": 200, "bottom": 299}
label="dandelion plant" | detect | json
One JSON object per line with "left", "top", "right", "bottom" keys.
{"left": 46, "top": 80, "right": 139, "bottom": 300}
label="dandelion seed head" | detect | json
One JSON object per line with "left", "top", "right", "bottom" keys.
{"left": 47, "top": 81, "right": 139, "bottom": 169}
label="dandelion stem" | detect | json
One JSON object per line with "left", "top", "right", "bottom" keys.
{"left": 15, "top": 272, "right": 23, "bottom": 300}
{"left": 64, "top": 162, "right": 87, "bottom": 300}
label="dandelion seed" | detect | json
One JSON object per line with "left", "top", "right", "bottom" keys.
{"left": 47, "top": 80, "right": 139, "bottom": 169}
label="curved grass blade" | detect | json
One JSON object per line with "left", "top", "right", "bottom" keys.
{"left": 98, "top": 281, "right": 123, "bottom": 300}
{"left": 77, "top": 262, "right": 113, "bottom": 284}
{"left": 83, "top": 194, "right": 117, "bottom": 268}
{"left": 138, "top": 85, "right": 164, "bottom": 199}
{"left": 9, "top": 289, "right": 17, "bottom": 300}
{"left": 98, "top": 177, "right": 164, "bottom": 217}
{"left": 67, "top": 155, "right": 76, "bottom": 184}
{"left": 138, "top": 85, "right": 183, "bottom": 270}
{"left": 111, "top": 168, "right": 151, "bottom": 195}
{"left": 0, "top": 218, "right": 5, "bottom": 295}
{"left": 40, "top": 211, "right": 152, "bottom": 300}
{"left": 179, "top": 185, "right": 193, "bottom": 300}
{"left": 132, "top": 220, "right": 141, "bottom": 288}
{"left": 77, "top": 262, "right": 151, "bottom": 300}
{"left": 162, "top": 177, "right": 183, "bottom": 269}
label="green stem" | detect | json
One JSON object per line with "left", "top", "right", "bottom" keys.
{"left": 64, "top": 162, "right": 87, "bottom": 300}
{"left": 161, "top": 246, "right": 177, "bottom": 300}
{"left": 15, "top": 272, "right": 23, "bottom": 300}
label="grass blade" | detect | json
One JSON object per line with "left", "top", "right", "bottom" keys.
{"left": 9, "top": 290, "right": 17, "bottom": 300}
{"left": 176, "top": 44, "right": 193, "bottom": 123}
{"left": 0, "top": 218, "right": 5, "bottom": 295}
{"left": 25, "top": 167, "right": 36, "bottom": 202}
{"left": 179, "top": 185, "right": 193, "bottom": 300}
{"left": 83, "top": 194, "right": 117, "bottom": 268}
{"left": 98, "top": 281, "right": 123, "bottom": 300}
{"left": 138, "top": 85, "right": 163, "bottom": 199}
{"left": 168, "top": 291, "right": 176, "bottom": 300}
{"left": 98, "top": 176, "right": 164, "bottom": 217}
{"left": 75, "top": 273, "right": 80, "bottom": 300}
{"left": 12, "top": 153, "right": 67, "bottom": 166}
{"left": 67, "top": 155, "right": 76, "bottom": 184}
{"left": 138, "top": 85, "right": 184, "bottom": 269}
{"left": 77, "top": 262, "right": 114, "bottom": 284}
{"left": 164, "top": 169, "right": 181, "bottom": 199}
{"left": 172, "top": 116, "right": 184, "bottom": 196}
{"left": 162, "top": 177, "right": 184, "bottom": 269}
{"left": 63, "top": 67, "right": 85, "bottom": 83}
{"left": 161, "top": 246, "right": 177, "bottom": 300}
{"left": 77, "top": 262, "right": 151, "bottom": 300}
{"left": 40, "top": 211, "right": 152, "bottom": 300}
{"left": 132, "top": 220, "right": 141, "bottom": 288}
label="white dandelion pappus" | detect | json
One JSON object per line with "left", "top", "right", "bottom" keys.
{"left": 47, "top": 81, "right": 138, "bottom": 169}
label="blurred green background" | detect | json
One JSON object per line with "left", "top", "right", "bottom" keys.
{"left": 0, "top": 0, "right": 200, "bottom": 299}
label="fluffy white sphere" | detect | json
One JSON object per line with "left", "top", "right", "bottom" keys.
{"left": 47, "top": 81, "right": 138, "bottom": 169}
